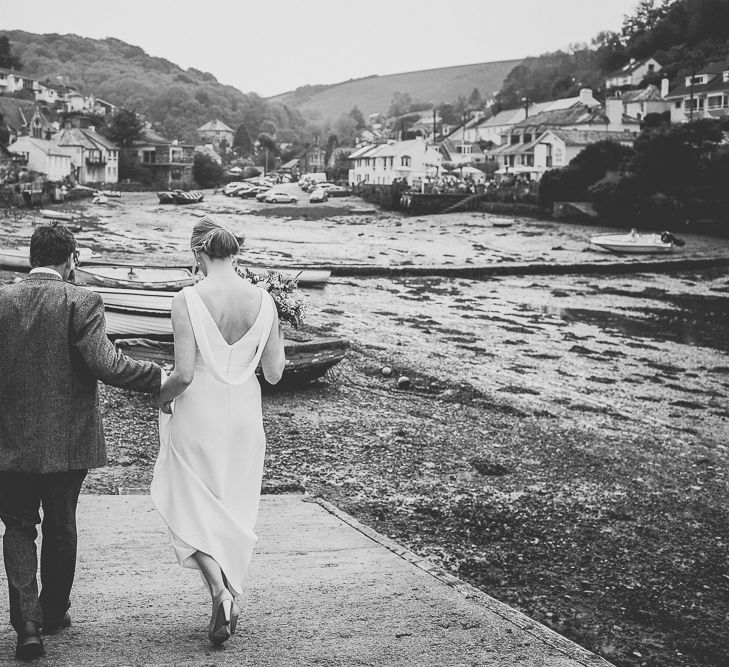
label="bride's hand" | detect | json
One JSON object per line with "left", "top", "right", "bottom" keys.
{"left": 159, "top": 398, "right": 174, "bottom": 414}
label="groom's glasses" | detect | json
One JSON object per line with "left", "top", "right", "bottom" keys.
{"left": 72, "top": 249, "right": 80, "bottom": 266}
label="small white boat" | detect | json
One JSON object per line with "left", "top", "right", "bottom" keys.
{"left": 243, "top": 264, "right": 331, "bottom": 287}
{"left": 76, "top": 265, "right": 196, "bottom": 291}
{"left": 0, "top": 247, "right": 95, "bottom": 271}
{"left": 490, "top": 217, "right": 514, "bottom": 228}
{"left": 91, "top": 287, "right": 174, "bottom": 338}
{"left": 40, "top": 209, "right": 76, "bottom": 221}
{"left": 590, "top": 229, "right": 677, "bottom": 254}
{"left": 98, "top": 190, "right": 122, "bottom": 198}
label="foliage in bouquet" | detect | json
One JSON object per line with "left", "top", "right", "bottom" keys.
{"left": 236, "top": 267, "right": 306, "bottom": 329}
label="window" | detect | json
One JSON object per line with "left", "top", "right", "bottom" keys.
{"left": 675, "top": 101, "right": 682, "bottom": 108}
{"left": 142, "top": 150, "right": 156, "bottom": 164}
{"left": 648, "top": 63, "right": 655, "bottom": 73}
{"left": 401, "top": 156, "right": 411, "bottom": 167}
{"left": 171, "top": 168, "right": 182, "bottom": 180}
{"left": 523, "top": 134, "right": 532, "bottom": 144}
{"left": 510, "top": 135, "right": 519, "bottom": 145}
{"left": 707, "top": 95, "right": 724, "bottom": 109}
{"left": 685, "top": 97, "right": 705, "bottom": 111}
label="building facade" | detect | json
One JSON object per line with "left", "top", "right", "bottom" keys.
{"left": 349, "top": 137, "right": 442, "bottom": 186}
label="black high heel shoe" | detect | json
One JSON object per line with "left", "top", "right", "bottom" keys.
{"left": 208, "top": 592, "right": 234, "bottom": 645}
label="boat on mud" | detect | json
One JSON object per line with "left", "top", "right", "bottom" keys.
{"left": 0, "top": 247, "right": 95, "bottom": 271}
{"left": 75, "top": 265, "right": 197, "bottom": 291}
{"left": 114, "top": 336, "right": 349, "bottom": 384}
{"left": 590, "top": 229, "right": 684, "bottom": 254}
{"left": 157, "top": 190, "right": 204, "bottom": 204}
{"left": 77, "top": 263, "right": 330, "bottom": 290}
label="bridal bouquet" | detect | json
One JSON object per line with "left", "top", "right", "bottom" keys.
{"left": 237, "top": 267, "right": 306, "bottom": 329}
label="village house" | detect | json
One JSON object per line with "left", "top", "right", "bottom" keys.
{"left": 0, "top": 67, "right": 38, "bottom": 98}
{"left": 452, "top": 89, "right": 602, "bottom": 148}
{"left": 613, "top": 82, "right": 672, "bottom": 120}
{"left": 490, "top": 98, "right": 640, "bottom": 180}
{"left": 8, "top": 136, "right": 73, "bottom": 181}
{"left": 197, "top": 119, "right": 234, "bottom": 152}
{"left": 438, "top": 138, "right": 487, "bottom": 169}
{"left": 665, "top": 68, "right": 729, "bottom": 122}
{"left": 299, "top": 145, "right": 327, "bottom": 174}
{"left": 605, "top": 57, "right": 662, "bottom": 90}
{"left": 348, "top": 137, "right": 442, "bottom": 186}
{"left": 123, "top": 126, "right": 194, "bottom": 188}
{"left": 54, "top": 126, "right": 120, "bottom": 183}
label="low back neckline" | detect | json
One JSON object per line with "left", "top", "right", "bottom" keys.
{"left": 186, "top": 286, "right": 264, "bottom": 347}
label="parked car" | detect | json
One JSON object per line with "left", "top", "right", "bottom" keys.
{"left": 322, "top": 184, "right": 350, "bottom": 197}
{"left": 256, "top": 188, "right": 274, "bottom": 202}
{"left": 264, "top": 190, "right": 298, "bottom": 204}
{"left": 223, "top": 181, "right": 246, "bottom": 196}
{"left": 309, "top": 188, "right": 328, "bottom": 203}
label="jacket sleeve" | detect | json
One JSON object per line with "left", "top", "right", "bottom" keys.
{"left": 71, "top": 289, "right": 162, "bottom": 394}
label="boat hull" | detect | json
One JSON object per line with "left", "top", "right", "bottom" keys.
{"left": 590, "top": 234, "right": 673, "bottom": 254}
{"left": 157, "top": 190, "right": 204, "bottom": 204}
{"left": 114, "top": 336, "right": 349, "bottom": 383}
{"left": 0, "top": 247, "right": 94, "bottom": 271}
{"left": 76, "top": 265, "right": 196, "bottom": 291}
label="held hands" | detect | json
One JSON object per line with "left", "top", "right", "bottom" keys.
{"left": 159, "top": 398, "right": 174, "bottom": 414}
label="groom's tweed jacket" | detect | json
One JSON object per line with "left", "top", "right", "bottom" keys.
{"left": 0, "top": 272, "right": 161, "bottom": 473}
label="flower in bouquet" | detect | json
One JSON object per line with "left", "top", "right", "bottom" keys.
{"left": 236, "top": 267, "right": 307, "bottom": 329}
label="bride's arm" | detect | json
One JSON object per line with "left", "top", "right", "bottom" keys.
{"left": 159, "top": 292, "right": 197, "bottom": 410}
{"left": 261, "top": 305, "right": 286, "bottom": 384}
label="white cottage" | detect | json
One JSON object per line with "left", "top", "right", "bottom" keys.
{"left": 8, "top": 137, "right": 73, "bottom": 181}
{"left": 348, "top": 137, "right": 442, "bottom": 186}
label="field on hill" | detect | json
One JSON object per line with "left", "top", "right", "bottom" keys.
{"left": 269, "top": 59, "right": 523, "bottom": 120}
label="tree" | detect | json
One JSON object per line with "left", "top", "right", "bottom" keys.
{"left": 102, "top": 108, "right": 144, "bottom": 147}
{"left": 334, "top": 114, "right": 357, "bottom": 144}
{"left": 193, "top": 153, "right": 224, "bottom": 188}
{"left": 468, "top": 88, "right": 483, "bottom": 107}
{"left": 388, "top": 92, "right": 412, "bottom": 118}
{"left": 233, "top": 123, "right": 254, "bottom": 156}
{"left": 0, "top": 36, "right": 21, "bottom": 70}
{"left": 348, "top": 106, "right": 366, "bottom": 130}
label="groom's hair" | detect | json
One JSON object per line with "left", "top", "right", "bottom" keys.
{"left": 29, "top": 222, "right": 77, "bottom": 268}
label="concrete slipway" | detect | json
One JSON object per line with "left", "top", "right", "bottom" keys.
{"left": 0, "top": 494, "right": 614, "bottom": 666}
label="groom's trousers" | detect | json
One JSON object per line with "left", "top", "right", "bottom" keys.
{"left": 0, "top": 469, "right": 87, "bottom": 633}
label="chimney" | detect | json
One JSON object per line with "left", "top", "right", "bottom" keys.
{"left": 606, "top": 98, "right": 623, "bottom": 131}
{"left": 88, "top": 125, "right": 95, "bottom": 133}
{"left": 579, "top": 88, "right": 594, "bottom": 106}
{"left": 660, "top": 77, "right": 670, "bottom": 98}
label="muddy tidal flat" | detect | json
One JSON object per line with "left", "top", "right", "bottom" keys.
{"left": 2, "top": 190, "right": 729, "bottom": 667}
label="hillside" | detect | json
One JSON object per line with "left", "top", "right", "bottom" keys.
{"left": 269, "top": 59, "right": 523, "bottom": 120}
{"left": 1, "top": 30, "right": 311, "bottom": 146}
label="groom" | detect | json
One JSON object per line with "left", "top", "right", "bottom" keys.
{"left": 0, "top": 222, "right": 162, "bottom": 660}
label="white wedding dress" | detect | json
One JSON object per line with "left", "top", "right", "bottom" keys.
{"left": 152, "top": 285, "right": 275, "bottom": 595}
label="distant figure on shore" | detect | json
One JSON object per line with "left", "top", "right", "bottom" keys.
{"left": 151, "top": 216, "right": 285, "bottom": 645}
{"left": 0, "top": 222, "right": 162, "bottom": 661}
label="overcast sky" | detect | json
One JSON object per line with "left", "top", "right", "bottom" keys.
{"left": 7, "top": 0, "right": 641, "bottom": 97}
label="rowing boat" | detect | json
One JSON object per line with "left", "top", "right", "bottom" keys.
{"left": 114, "top": 336, "right": 349, "bottom": 384}
{"left": 0, "top": 247, "right": 95, "bottom": 271}
{"left": 77, "top": 264, "right": 330, "bottom": 290}
{"left": 157, "top": 190, "right": 204, "bottom": 204}
{"left": 590, "top": 229, "right": 676, "bottom": 254}
{"left": 75, "top": 265, "right": 196, "bottom": 291}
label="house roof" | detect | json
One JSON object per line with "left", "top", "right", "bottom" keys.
{"left": 665, "top": 70, "right": 729, "bottom": 99}
{"left": 618, "top": 85, "right": 664, "bottom": 103}
{"left": 280, "top": 158, "right": 300, "bottom": 169}
{"left": 542, "top": 128, "right": 638, "bottom": 146}
{"left": 476, "top": 108, "right": 525, "bottom": 129}
{"left": 197, "top": 119, "right": 234, "bottom": 133}
{"left": 54, "top": 127, "right": 118, "bottom": 151}
{"left": 9, "top": 136, "right": 72, "bottom": 158}
{"left": 607, "top": 57, "right": 660, "bottom": 79}
{"left": 508, "top": 103, "right": 640, "bottom": 133}
{"left": 0, "top": 97, "right": 34, "bottom": 132}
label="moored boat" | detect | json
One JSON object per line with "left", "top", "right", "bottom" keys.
{"left": 40, "top": 209, "right": 76, "bottom": 221}
{"left": 490, "top": 216, "right": 514, "bottom": 228}
{"left": 157, "top": 190, "right": 204, "bottom": 204}
{"left": 0, "top": 247, "right": 95, "bottom": 271}
{"left": 75, "top": 265, "right": 196, "bottom": 291}
{"left": 114, "top": 336, "right": 349, "bottom": 383}
{"left": 243, "top": 264, "right": 331, "bottom": 287}
{"left": 590, "top": 229, "right": 682, "bottom": 254}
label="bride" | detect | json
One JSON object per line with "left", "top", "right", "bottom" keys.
{"left": 151, "top": 217, "right": 285, "bottom": 645}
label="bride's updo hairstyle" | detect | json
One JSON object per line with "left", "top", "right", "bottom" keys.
{"left": 190, "top": 216, "right": 240, "bottom": 258}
